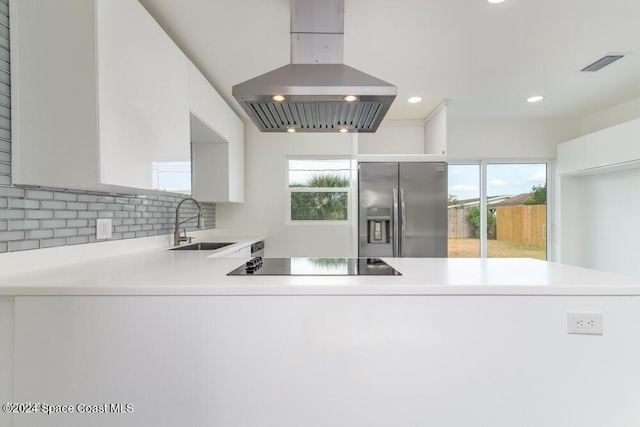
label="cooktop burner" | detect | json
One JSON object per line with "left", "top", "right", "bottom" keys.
{"left": 227, "top": 257, "right": 401, "bottom": 276}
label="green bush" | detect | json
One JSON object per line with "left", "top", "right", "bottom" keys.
{"left": 467, "top": 205, "right": 496, "bottom": 239}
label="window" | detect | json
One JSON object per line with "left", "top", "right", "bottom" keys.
{"left": 447, "top": 164, "right": 481, "bottom": 258}
{"left": 287, "top": 158, "right": 352, "bottom": 222}
{"left": 448, "top": 161, "right": 549, "bottom": 260}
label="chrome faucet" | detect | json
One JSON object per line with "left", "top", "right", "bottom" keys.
{"left": 174, "top": 198, "right": 204, "bottom": 246}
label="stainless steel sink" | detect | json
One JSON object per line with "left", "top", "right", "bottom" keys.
{"left": 170, "top": 242, "right": 234, "bottom": 251}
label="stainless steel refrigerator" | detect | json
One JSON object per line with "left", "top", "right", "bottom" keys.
{"left": 358, "top": 162, "right": 448, "bottom": 257}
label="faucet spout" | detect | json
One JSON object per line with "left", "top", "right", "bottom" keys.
{"left": 174, "top": 198, "right": 204, "bottom": 246}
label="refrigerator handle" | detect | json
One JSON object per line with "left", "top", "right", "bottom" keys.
{"left": 392, "top": 188, "right": 399, "bottom": 257}
{"left": 400, "top": 188, "right": 406, "bottom": 257}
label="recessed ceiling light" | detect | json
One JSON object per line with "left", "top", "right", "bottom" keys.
{"left": 287, "top": 127, "right": 296, "bottom": 133}
{"left": 526, "top": 95, "right": 544, "bottom": 103}
{"left": 339, "top": 128, "right": 349, "bottom": 133}
{"left": 408, "top": 96, "right": 423, "bottom": 103}
{"left": 272, "top": 95, "right": 285, "bottom": 102}
{"left": 344, "top": 95, "right": 357, "bottom": 102}
{"left": 487, "top": 0, "right": 507, "bottom": 3}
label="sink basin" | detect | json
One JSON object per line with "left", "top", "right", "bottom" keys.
{"left": 171, "top": 242, "right": 234, "bottom": 251}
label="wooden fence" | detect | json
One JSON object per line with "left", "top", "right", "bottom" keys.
{"left": 495, "top": 205, "right": 546, "bottom": 247}
{"left": 448, "top": 208, "right": 473, "bottom": 238}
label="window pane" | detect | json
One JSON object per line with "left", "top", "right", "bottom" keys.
{"left": 487, "top": 164, "right": 547, "bottom": 260}
{"left": 448, "top": 165, "right": 480, "bottom": 258}
{"left": 289, "top": 159, "right": 351, "bottom": 187}
{"left": 291, "top": 191, "right": 348, "bottom": 220}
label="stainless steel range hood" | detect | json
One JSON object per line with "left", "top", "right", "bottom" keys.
{"left": 232, "top": 0, "right": 396, "bottom": 133}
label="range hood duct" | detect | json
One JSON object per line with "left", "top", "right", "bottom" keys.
{"left": 232, "top": 0, "right": 396, "bottom": 133}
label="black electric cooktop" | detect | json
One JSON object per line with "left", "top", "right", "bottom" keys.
{"left": 227, "top": 257, "right": 401, "bottom": 276}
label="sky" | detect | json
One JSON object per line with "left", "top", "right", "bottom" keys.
{"left": 286, "top": 160, "right": 547, "bottom": 198}
{"left": 448, "top": 163, "right": 547, "bottom": 201}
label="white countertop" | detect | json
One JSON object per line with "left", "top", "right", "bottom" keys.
{"left": 1, "top": 243, "right": 639, "bottom": 295}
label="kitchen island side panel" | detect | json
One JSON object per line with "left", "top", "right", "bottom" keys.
{"left": 12, "top": 295, "right": 640, "bottom": 427}
{"left": 0, "top": 297, "right": 14, "bottom": 427}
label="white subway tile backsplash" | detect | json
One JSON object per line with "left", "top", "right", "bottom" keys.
{"left": 54, "top": 228, "right": 78, "bottom": 238}
{"left": 0, "top": 231, "right": 25, "bottom": 241}
{"left": 67, "top": 236, "right": 89, "bottom": 245}
{"left": 9, "top": 220, "right": 40, "bottom": 230}
{"left": 0, "top": 210, "right": 25, "bottom": 220}
{"left": 8, "top": 240, "right": 39, "bottom": 251}
{"left": 26, "top": 229, "right": 54, "bottom": 239}
{"left": 41, "top": 220, "right": 67, "bottom": 229}
{"left": 55, "top": 192, "right": 78, "bottom": 202}
{"left": 88, "top": 203, "right": 107, "bottom": 211}
{"left": 25, "top": 190, "right": 54, "bottom": 200}
{"left": 66, "top": 202, "right": 88, "bottom": 210}
{"left": 40, "top": 238, "right": 66, "bottom": 249}
{"left": 0, "top": 187, "right": 25, "bottom": 198}
{"left": 54, "top": 211, "right": 78, "bottom": 219}
{"left": 78, "top": 211, "right": 98, "bottom": 219}
{"left": 78, "top": 194, "right": 99, "bottom": 203}
{"left": 8, "top": 198, "right": 39, "bottom": 209}
{"left": 41, "top": 201, "right": 66, "bottom": 210}
{"left": 26, "top": 210, "right": 54, "bottom": 219}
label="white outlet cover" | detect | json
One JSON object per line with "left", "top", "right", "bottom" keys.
{"left": 568, "top": 312, "right": 603, "bottom": 335}
{"left": 96, "top": 218, "right": 112, "bottom": 239}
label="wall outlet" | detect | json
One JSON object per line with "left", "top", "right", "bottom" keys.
{"left": 96, "top": 219, "right": 112, "bottom": 239}
{"left": 568, "top": 312, "right": 603, "bottom": 335}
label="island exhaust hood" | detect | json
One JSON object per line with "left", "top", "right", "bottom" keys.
{"left": 232, "top": 0, "right": 397, "bottom": 133}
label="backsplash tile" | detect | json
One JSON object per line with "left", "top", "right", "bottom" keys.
{"left": 0, "top": 0, "right": 216, "bottom": 255}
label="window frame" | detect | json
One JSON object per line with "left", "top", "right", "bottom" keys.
{"left": 448, "top": 158, "right": 553, "bottom": 260}
{"left": 285, "top": 156, "right": 354, "bottom": 225}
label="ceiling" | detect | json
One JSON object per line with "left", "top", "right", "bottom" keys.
{"left": 139, "top": 0, "right": 640, "bottom": 124}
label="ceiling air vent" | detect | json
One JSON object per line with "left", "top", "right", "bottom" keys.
{"left": 580, "top": 54, "right": 625, "bottom": 72}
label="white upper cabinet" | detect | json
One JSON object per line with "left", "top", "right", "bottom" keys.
{"left": 583, "top": 118, "right": 640, "bottom": 170}
{"left": 557, "top": 117, "right": 640, "bottom": 176}
{"left": 556, "top": 136, "right": 585, "bottom": 175}
{"left": 189, "top": 62, "right": 244, "bottom": 203}
{"left": 11, "top": 0, "right": 191, "bottom": 194}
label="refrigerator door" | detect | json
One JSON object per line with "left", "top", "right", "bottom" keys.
{"left": 399, "top": 162, "right": 448, "bottom": 257}
{"left": 358, "top": 163, "right": 398, "bottom": 257}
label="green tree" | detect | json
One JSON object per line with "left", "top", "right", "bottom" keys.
{"left": 290, "top": 173, "right": 349, "bottom": 220}
{"left": 467, "top": 205, "right": 496, "bottom": 239}
{"left": 524, "top": 183, "right": 547, "bottom": 205}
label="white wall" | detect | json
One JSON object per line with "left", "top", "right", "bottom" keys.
{"left": 424, "top": 103, "right": 447, "bottom": 155}
{"left": 216, "top": 126, "right": 355, "bottom": 257}
{"left": 449, "top": 117, "right": 579, "bottom": 160}
{"left": 560, "top": 169, "right": 640, "bottom": 279}
{"left": 357, "top": 120, "right": 424, "bottom": 155}
{"left": 581, "top": 97, "right": 640, "bottom": 135}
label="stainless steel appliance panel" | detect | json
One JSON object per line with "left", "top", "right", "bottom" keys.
{"left": 398, "top": 162, "right": 448, "bottom": 257}
{"left": 358, "top": 163, "right": 397, "bottom": 257}
{"left": 358, "top": 161, "right": 448, "bottom": 258}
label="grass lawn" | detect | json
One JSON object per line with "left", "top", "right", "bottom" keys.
{"left": 448, "top": 238, "right": 546, "bottom": 260}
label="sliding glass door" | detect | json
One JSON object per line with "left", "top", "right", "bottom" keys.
{"left": 448, "top": 162, "right": 548, "bottom": 260}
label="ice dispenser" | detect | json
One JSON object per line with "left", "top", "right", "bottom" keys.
{"left": 366, "top": 207, "right": 391, "bottom": 243}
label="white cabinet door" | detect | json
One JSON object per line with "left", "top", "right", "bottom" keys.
{"left": 556, "top": 136, "right": 585, "bottom": 175}
{"left": 96, "top": 0, "right": 190, "bottom": 193}
{"left": 11, "top": 0, "right": 191, "bottom": 195}
{"left": 584, "top": 118, "right": 640, "bottom": 170}
{"left": 189, "top": 63, "right": 244, "bottom": 202}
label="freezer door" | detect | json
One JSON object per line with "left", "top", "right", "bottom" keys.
{"left": 399, "top": 162, "right": 448, "bottom": 257}
{"left": 358, "top": 162, "right": 398, "bottom": 257}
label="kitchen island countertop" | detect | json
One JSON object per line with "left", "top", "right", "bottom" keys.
{"left": 1, "top": 247, "right": 639, "bottom": 296}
